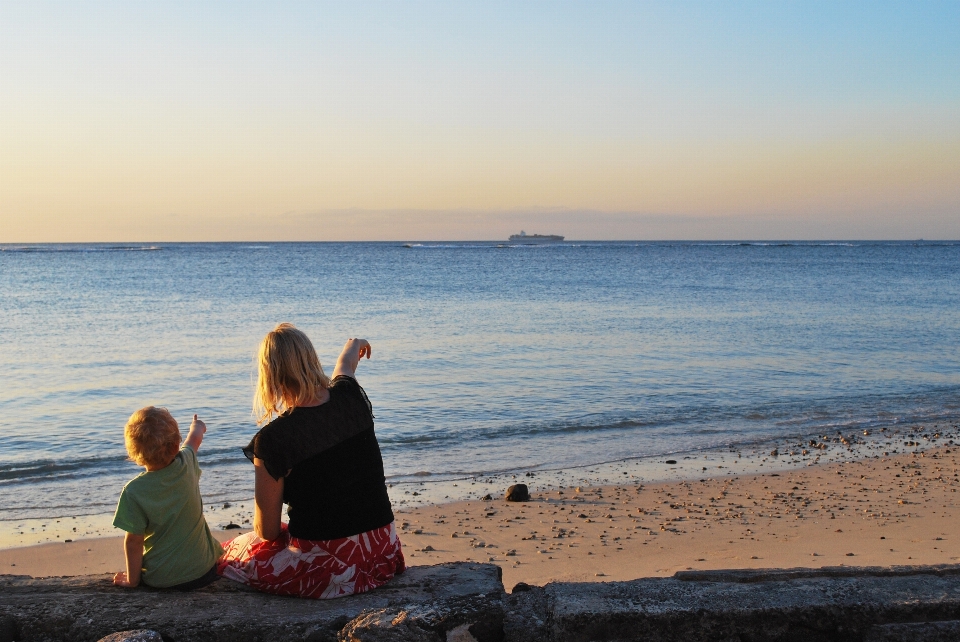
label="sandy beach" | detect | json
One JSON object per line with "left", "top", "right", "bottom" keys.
{"left": 3, "top": 441, "right": 956, "bottom": 590}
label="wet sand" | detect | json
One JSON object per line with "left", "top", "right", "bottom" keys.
{"left": 3, "top": 445, "right": 957, "bottom": 590}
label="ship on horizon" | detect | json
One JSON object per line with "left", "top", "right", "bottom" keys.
{"left": 508, "top": 231, "right": 565, "bottom": 243}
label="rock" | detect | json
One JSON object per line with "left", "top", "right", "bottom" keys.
{"left": 0, "top": 614, "right": 18, "bottom": 642}
{"left": 445, "top": 622, "right": 478, "bottom": 642}
{"left": 548, "top": 565, "right": 960, "bottom": 642}
{"left": 502, "top": 585, "right": 549, "bottom": 642}
{"left": 481, "top": 494, "right": 492, "bottom": 501}
{"left": 97, "top": 630, "right": 164, "bottom": 642}
{"left": 0, "top": 563, "right": 504, "bottom": 642}
{"left": 511, "top": 583, "right": 531, "bottom": 593}
{"left": 224, "top": 523, "right": 241, "bottom": 529}
{"left": 866, "top": 620, "right": 960, "bottom": 641}
{"left": 337, "top": 609, "right": 435, "bottom": 642}
{"left": 665, "top": 460, "right": 677, "bottom": 464}
{"left": 770, "top": 448, "right": 779, "bottom": 456}
{"left": 5, "top": 563, "right": 960, "bottom": 642}
{"left": 505, "top": 484, "right": 529, "bottom": 502}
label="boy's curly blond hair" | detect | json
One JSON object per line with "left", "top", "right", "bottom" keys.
{"left": 124, "top": 406, "right": 181, "bottom": 469}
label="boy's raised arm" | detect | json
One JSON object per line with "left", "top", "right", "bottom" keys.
{"left": 183, "top": 414, "right": 206, "bottom": 452}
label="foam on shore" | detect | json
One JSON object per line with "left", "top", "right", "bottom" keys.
{"left": 0, "top": 422, "right": 955, "bottom": 550}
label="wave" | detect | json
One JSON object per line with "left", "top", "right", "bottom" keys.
{"left": 0, "top": 245, "right": 162, "bottom": 253}
{"left": 402, "top": 243, "right": 516, "bottom": 249}
{"left": 0, "top": 443, "right": 248, "bottom": 485}
{"left": 376, "top": 388, "right": 960, "bottom": 449}
{"left": 2, "top": 389, "right": 957, "bottom": 486}
{"left": 401, "top": 242, "right": 585, "bottom": 249}
{"left": 695, "top": 242, "right": 860, "bottom": 248}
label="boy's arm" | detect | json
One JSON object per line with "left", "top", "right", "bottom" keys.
{"left": 113, "top": 532, "right": 145, "bottom": 587}
{"left": 183, "top": 414, "right": 206, "bottom": 452}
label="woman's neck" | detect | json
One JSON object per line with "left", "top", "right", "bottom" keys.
{"left": 294, "top": 387, "right": 330, "bottom": 408}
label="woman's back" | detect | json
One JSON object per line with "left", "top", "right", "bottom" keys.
{"left": 243, "top": 375, "right": 394, "bottom": 540}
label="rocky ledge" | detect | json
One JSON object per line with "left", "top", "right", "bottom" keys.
{"left": 2, "top": 563, "right": 960, "bottom": 641}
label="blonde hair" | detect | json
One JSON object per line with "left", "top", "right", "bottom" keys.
{"left": 124, "top": 406, "right": 181, "bottom": 469}
{"left": 254, "top": 323, "right": 331, "bottom": 425}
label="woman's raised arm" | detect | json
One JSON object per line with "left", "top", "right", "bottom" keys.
{"left": 332, "top": 338, "right": 371, "bottom": 379}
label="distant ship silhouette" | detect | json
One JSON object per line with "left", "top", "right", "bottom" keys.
{"left": 508, "top": 231, "right": 564, "bottom": 243}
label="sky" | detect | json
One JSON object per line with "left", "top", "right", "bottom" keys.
{"left": 1, "top": 1, "right": 958, "bottom": 241}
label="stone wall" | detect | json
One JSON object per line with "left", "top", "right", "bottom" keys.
{"left": 2, "top": 563, "right": 960, "bottom": 641}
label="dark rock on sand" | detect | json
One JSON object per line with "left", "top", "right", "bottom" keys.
{"left": 505, "top": 484, "right": 530, "bottom": 502}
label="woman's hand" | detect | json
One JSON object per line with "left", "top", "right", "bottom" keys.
{"left": 332, "top": 338, "right": 372, "bottom": 379}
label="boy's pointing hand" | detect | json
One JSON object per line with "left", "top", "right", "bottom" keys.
{"left": 184, "top": 414, "right": 207, "bottom": 452}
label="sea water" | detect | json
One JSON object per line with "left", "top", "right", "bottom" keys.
{"left": 1, "top": 241, "right": 959, "bottom": 536}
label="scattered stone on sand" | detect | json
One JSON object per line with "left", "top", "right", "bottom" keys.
{"left": 505, "top": 484, "right": 530, "bottom": 502}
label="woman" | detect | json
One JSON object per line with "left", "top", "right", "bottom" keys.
{"left": 217, "top": 323, "right": 404, "bottom": 599}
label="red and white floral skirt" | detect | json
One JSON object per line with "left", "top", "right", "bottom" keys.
{"left": 217, "top": 522, "right": 405, "bottom": 599}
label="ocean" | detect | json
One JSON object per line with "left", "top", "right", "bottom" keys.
{"left": 1, "top": 241, "right": 959, "bottom": 537}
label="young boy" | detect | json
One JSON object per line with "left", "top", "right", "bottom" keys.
{"left": 113, "top": 407, "right": 223, "bottom": 589}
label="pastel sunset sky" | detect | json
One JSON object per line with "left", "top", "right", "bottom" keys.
{"left": 2, "top": 1, "right": 958, "bottom": 241}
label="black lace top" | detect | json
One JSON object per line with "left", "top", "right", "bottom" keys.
{"left": 242, "top": 375, "right": 394, "bottom": 540}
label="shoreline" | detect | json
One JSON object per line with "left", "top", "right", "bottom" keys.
{"left": 1, "top": 421, "right": 954, "bottom": 550}
{"left": 2, "top": 438, "right": 956, "bottom": 589}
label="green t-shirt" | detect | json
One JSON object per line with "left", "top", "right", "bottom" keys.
{"left": 113, "top": 445, "right": 223, "bottom": 588}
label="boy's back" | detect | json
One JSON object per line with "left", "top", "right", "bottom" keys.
{"left": 114, "top": 444, "right": 223, "bottom": 588}
{"left": 113, "top": 407, "right": 222, "bottom": 590}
